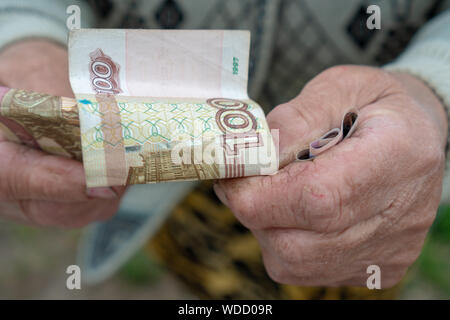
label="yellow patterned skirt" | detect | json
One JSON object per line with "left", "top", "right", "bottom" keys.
{"left": 148, "top": 182, "right": 399, "bottom": 299}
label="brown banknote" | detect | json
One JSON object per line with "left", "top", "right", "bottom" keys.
{"left": 0, "top": 86, "right": 82, "bottom": 161}
{"left": 69, "top": 29, "right": 278, "bottom": 187}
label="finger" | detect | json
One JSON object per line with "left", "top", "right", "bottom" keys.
{"left": 218, "top": 103, "right": 402, "bottom": 232}
{"left": 16, "top": 197, "right": 122, "bottom": 228}
{"left": 254, "top": 228, "right": 342, "bottom": 286}
{"left": 0, "top": 141, "right": 119, "bottom": 202}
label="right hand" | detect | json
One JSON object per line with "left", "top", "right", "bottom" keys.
{"left": 215, "top": 66, "right": 446, "bottom": 287}
{"left": 0, "top": 39, "right": 125, "bottom": 228}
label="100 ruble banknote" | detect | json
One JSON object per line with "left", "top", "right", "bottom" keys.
{"left": 68, "top": 29, "right": 278, "bottom": 187}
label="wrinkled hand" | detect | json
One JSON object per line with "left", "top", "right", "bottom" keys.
{"left": 0, "top": 39, "right": 125, "bottom": 228}
{"left": 215, "top": 65, "right": 447, "bottom": 288}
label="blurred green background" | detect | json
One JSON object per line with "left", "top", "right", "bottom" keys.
{"left": 400, "top": 206, "right": 450, "bottom": 299}
{"left": 0, "top": 207, "right": 448, "bottom": 299}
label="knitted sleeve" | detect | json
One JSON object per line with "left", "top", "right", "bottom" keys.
{"left": 384, "top": 10, "right": 450, "bottom": 205}
{"left": 0, "top": 0, "right": 94, "bottom": 50}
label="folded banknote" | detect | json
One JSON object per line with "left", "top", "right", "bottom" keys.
{"left": 296, "top": 110, "right": 358, "bottom": 161}
{"left": 67, "top": 29, "right": 278, "bottom": 187}
{"left": 0, "top": 86, "right": 81, "bottom": 160}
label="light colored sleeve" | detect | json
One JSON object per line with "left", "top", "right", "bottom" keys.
{"left": 0, "top": 0, "right": 95, "bottom": 50}
{"left": 384, "top": 10, "right": 450, "bottom": 205}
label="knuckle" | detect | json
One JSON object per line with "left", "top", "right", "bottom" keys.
{"left": 0, "top": 158, "right": 22, "bottom": 201}
{"left": 422, "top": 145, "right": 445, "bottom": 172}
{"left": 263, "top": 259, "right": 291, "bottom": 284}
{"left": 227, "top": 191, "right": 259, "bottom": 228}
{"left": 297, "top": 180, "right": 343, "bottom": 232}
{"left": 266, "top": 231, "right": 318, "bottom": 278}
{"left": 264, "top": 265, "right": 285, "bottom": 284}
{"left": 388, "top": 108, "right": 445, "bottom": 175}
{"left": 11, "top": 169, "right": 33, "bottom": 200}
{"left": 225, "top": 176, "right": 277, "bottom": 229}
{"left": 392, "top": 240, "right": 424, "bottom": 269}
{"left": 266, "top": 102, "right": 289, "bottom": 122}
{"left": 263, "top": 232, "right": 337, "bottom": 285}
{"left": 0, "top": 172, "right": 15, "bottom": 200}
{"left": 323, "top": 65, "right": 350, "bottom": 77}
{"left": 270, "top": 233, "right": 299, "bottom": 265}
{"left": 320, "top": 65, "right": 377, "bottom": 83}
{"left": 28, "top": 169, "right": 53, "bottom": 198}
{"left": 417, "top": 209, "right": 438, "bottom": 231}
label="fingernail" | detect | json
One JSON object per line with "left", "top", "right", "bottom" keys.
{"left": 87, "top": 187, "right": 117, "bottom": 199}
{"left": 213, "top": 183, "right": 229, "bottom": 207}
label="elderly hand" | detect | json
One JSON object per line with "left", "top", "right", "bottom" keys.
{"left": 0, "top": 39, "right": 124, "bottom": 228}
{"left": 215, "top": 65, "right": 447, "bottom": 288}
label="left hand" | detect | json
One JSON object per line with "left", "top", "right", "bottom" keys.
{"left": 214, "top": 65, "right": 447, "bottom": 288}
{"left": 0, "top": 39, "right": 125, "bottom": 228}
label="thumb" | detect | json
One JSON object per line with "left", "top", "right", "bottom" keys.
{"left": 267, "top": 65, "right": 394, "bottom": 167}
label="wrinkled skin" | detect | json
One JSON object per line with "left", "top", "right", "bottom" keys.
{"left": 215, "top": 65, "right": 447, "bottom": 288}
{"left": 0, "top": 39, "right": 125, "bottom": 228}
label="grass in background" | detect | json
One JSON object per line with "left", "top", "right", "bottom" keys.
{"left": 418, "top": 206, "right": 450, "bottom": 293}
